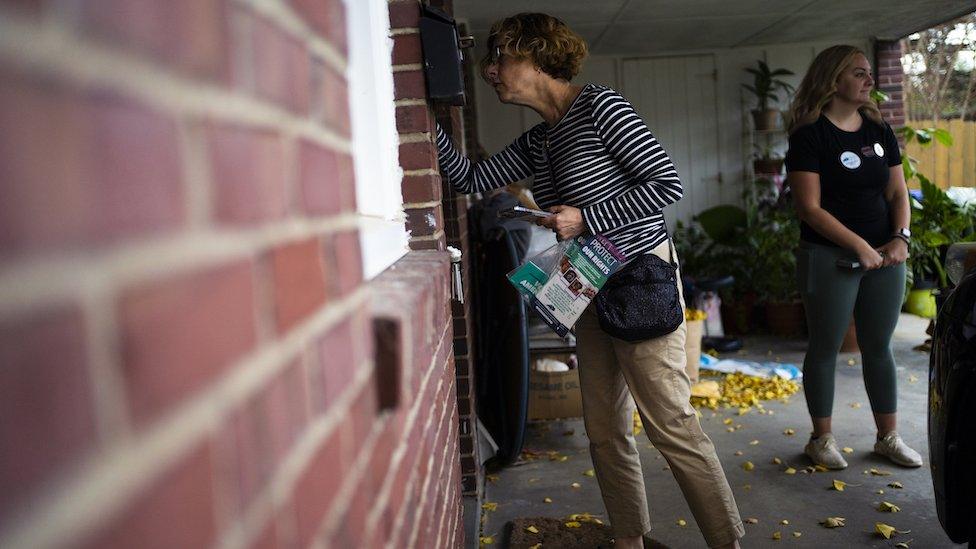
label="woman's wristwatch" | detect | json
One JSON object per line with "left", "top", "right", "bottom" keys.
{"left": 892, "top": 227, "right": 911, "bottom": 245}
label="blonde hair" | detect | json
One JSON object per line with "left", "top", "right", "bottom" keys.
{"left": 788, "top": 45, "right": 884, "bottom": 134}
{"left": 479, "top": 13, "right": 588, "bottom": 82}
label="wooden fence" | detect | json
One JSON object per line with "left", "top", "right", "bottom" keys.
{"left": 904, "top": 118, "right": 976, "bottom": 189}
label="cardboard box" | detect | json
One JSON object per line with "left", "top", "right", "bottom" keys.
{"left": 685, "top": 318, "right": 703, "bottom": 383}
{"left": 528, "top": 355, "right": 583, "bottom": 420}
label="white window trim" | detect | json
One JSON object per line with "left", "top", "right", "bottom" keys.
{"left": 345, "top": 0, "right": 409, "bottom": 279}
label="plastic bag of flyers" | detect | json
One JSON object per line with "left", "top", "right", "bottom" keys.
{"left": 507, "top": 234, "right": 626, "bottom": 337}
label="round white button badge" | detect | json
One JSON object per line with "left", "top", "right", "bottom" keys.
{"left": 840, "top": 151, "right": 861, "bottom": 169}
{"left": 874, "top": 143, "right": 885, "bottom": 157}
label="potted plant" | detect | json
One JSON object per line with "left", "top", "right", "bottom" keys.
{"left": 743, "top": 60, "right": 795, "bottom": 131}
{"left": 899, "top": 125, "right": 976, "bottom": 315}
{"left": 753, "top": 143, "right": 785, "bottom": 174}
{"left": 749, "top": 210, "right": 804, "bottom": 337}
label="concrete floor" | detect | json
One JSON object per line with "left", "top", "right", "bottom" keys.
{"left": 479, "top": 314, "right": 964, "bottom": 548}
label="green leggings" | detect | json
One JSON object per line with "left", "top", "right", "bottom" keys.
{"left": 796, "top": 241, "right": 906, "bottom": 418}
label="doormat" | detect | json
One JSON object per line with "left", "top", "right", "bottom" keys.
{"left": 506, "top": 517, "right": 671, "bottom": 548}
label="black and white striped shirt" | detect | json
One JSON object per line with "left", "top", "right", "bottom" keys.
{"left": 435, "top": 83, "right": 682, "bottom": 258}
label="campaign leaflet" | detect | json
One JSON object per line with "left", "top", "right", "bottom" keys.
{"left": 507, "top": 234, "right": 626, "bottom": 337}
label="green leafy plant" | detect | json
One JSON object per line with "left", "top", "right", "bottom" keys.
{"left": 742, "top": 60, "right": 796, "bottom": 111}
{"left": 898, "top": 125, "right": 975, "bottom": 289}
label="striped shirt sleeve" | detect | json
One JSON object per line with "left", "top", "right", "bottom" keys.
{"left": 581, "top": 89, "right": 683, "bottom": 233}
{"left": 434, "top": 123, "right": 534, "bottom": 194}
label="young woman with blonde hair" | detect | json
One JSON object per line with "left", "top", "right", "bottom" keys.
{"left": 785, "top": 45, "right": 922, "bottom": 470}
{"left": 435, "top": 12, "right": 744, "bottom": 549}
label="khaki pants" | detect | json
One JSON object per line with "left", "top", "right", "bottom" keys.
{"left": 575, "top": 240, "right": 744, "bottom": 547}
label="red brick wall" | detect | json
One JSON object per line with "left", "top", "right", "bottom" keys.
{"left": 0, "top": 0, "right": 462, "bottom": 547}
{"left": 875, "top": 39, "right": 907, "bottom": 127}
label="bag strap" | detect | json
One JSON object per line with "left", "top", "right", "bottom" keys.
{"left": 662, "top": 218, "right": 677, "bottom": 268}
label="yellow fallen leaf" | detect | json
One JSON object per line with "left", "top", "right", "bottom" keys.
{"left": 870, "top": 468, "right": 892, "bottom": 476}
{"left": 482, "top": 502, "right": 498, "bottom": 511}
{"left": 847, "top": 358, "right": 856, "bottom": 366}
{"left": 723, "top": 418, "right": 734, "bottom": 425}
{"left": 734, "top": 450, "right": 744, "bottom": 456}
{"left": 742, "top": 461, "right": 755, "bottom": 471}
{"left": 772, "top": 531, "right": 781, "bottom": 540}
{"left": 876, "top": 522, "right": 896, "bottom": 539}
{"left": 879, "top": 501, "right": 901, "bottom": 513}
{"left": 745, "top": 518, "right": 759, "bottom": 524}
{"left": 895, "top": 543, "right": 910, "bottom": 549}
{"left": 583, "top": 469, "right": 595, "bottom": 477}
{"left": 743, "top": 484, "right": 752, "bottom": 490}
{"left": 832, "top": 479, "right": 847, "bottom": 491}
{"left": 843, "top": 447, "right": 854, "bottom": 454}
{"left": 558, "top": 456, "right": 568, "bottom": 462}
{"left": 785, "top": 467, "right": 797, "bottom": 475}
{"left": 563, "top": 429, "right": 575, "bottom": 436}
{"left": 850, "top": 402, "right": 862, "bottom": 408}
{"left": 877, "top": 490, "right": 885, "bottom": 495}
{"left": 783, "top": 428, "right": 796, "bottom": 436}
{"left": 571, "top": 482, "right": 581, "bottom": 489}
{"left": 676, "top": 519, "right": 687, "bottom": 527}
{"left": 565, "top": 521, "right": 581, "bottom": 528}
{"left": 792, "top": 532, "right": 802, "bottom": 538}
{"left": 771, "top": 457, "right": 782, "bottom": 465}
{"left": 780, "top": 519, "right": 789, "bottom": 525}
{"left": 888, "top": 481, "right": 903, "bottom": 489}
{"left": 479, "top": 535, "right": 494, "bottom": 545}
{"left": 738, "top": 407, "right": 750, "bottom": 415}
{"left": 543, "top": 497, "right": 552, "bottom": 503}
{"left": 749, "top": 439, "right": 759, "bottom": 445}
{"left": 814, "top": 464, "right": 829, "bottom": 472}
{"left": 526, "top": 526, "right": 540, "bottom": 534}
{"left": 529, "top": 545, "right": 542, "bottom": 549}
{"left": 820, "top": 517, "right": 846, "bottom": 528}
{"left": 908, "top": 374, "right": 918, "bottom": 383}
{"left": 487, "top": 474, "right": 499, "bottom": 483}
{"left": 726, "top": 427, "right": 736, "bottom": 432}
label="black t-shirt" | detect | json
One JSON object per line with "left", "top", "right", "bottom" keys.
{"left": 785, "top": 113, "right": 902, "bottom": 248}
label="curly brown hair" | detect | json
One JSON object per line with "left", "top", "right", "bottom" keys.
{"left": 479, "top": 13, "right": 588, "bottom": 82}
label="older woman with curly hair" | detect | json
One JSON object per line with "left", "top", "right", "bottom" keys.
{"left": 434, "top": 13, "right": 743, "bottom": 549}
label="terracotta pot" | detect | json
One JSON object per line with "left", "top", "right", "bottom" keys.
{"left": 752, "top": 109, "right": 781, "bottom": 131}
{"left": 721, "top": 294, "right": 759, "bottom": 335}
{"left": 840, "top": 319, "right": 858, "bottom": 352}
{"left": 753, "top": 158, "right": 784, "bottom": 174}
{"left": 764, "top": 300, "right": 807, "bottom": 337}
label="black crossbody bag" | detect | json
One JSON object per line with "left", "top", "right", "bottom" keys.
{"left": 594, "top": 232, "right": 683, "bottom": 342}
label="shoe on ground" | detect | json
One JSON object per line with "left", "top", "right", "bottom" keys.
{"left": 804, "top": 433, "right": 848, "bottom": 470}
{"left": 874, "top": 431, "right": 923, "bottom": 467}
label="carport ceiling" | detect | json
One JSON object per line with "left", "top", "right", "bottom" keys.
{"left": 454, "top": 0, "right": 976, "bottom": 55}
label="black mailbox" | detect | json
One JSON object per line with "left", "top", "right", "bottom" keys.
{"left": 419, "top": 6, "right": 467, "bottom": 106}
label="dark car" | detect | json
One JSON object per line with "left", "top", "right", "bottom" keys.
{"left": 929, "top": 242, "right": 976, "bottom": 544}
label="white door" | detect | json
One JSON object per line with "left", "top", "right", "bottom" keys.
{"left": 621, "top": 55, "right": 722, "bottom": 226}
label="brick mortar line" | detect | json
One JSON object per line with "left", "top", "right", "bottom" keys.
{"left": 392, "top": 63, "right": 423, "bottom": 72}
{"left": 395, "top": 99, "right": 428, "bottom": 107}
{"left": 390, "top": 28, "right": 419, "bottom": 36}
{"left": 403, "top": 200, "right": 442, "bottom": 209}
{"left": 427, "top": 379, "right": 459, "bottom": 549}
{"left": 399, "top": 131, "right": 432, "bottom": 144}
{"left": 0, "top": 287, "right": 370, "bottom": 549}
{"left": 0, "top": 214, "right": 361, "bottom": 317}
{"left": 216, "top": 356, "right": 378, "bottom": 549}
{"left": 83, "top": 289, "right": 132, "bottom": 448}
{"left": 404, "top": 373, "right": 454, "bottom": 548}
{"left": 0, "top": 15, "right": 351, "bottom": 154}
{"left": 360, "top": 324, "right": 452, "bottom": 534}
{"left": 314, "top": 321, "right": 453, "bottom": 545}
{"left": 233, "top": 0, "right": 347, "bottom": 73}
{"left": 409, "top": 229, "right": 446, "bottom": 242}
{"left": 403, "top": 168, "right": 439, "bottom": 176}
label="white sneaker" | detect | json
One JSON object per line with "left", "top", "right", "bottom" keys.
{"left": 804, "top": 433, "right": 848, "bottom": 469}
{"left": 874, "top": 431, "right": 923, "bottom": 467}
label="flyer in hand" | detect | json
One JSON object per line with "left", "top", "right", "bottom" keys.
{"left": 507, "top": 234, "right": 626, "bottom": 337}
